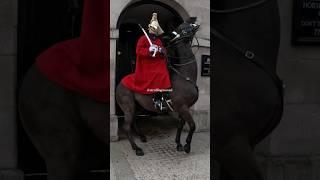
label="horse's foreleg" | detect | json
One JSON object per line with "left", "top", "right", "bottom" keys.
{"left": 175, "top": 118, "right": 185, "bottom": 151}
{"left": 18, "top": 65, "right": 89, "bottom": 180}
{"left": 123, "top": 112, "right": 144, "bottom": 156}
{"left": 116, "top": 84, "right": 144, "bottom": 156}
{"left": 177, "top": 106, "right": 196, "bottom": 153}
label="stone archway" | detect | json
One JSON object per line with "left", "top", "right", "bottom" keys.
{"left": 110, "top": 0, "right": 189, "bottom": 140}
{"left": 116, "top": 0, "right": 190, "bottom": 28}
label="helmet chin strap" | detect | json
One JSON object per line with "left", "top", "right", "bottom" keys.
{"left": 149, "top": 28, "right": 161, "bottom": 37}
{"left": 151, "top": 35, "right": 157, "bottom": 40}
{"left": 148, "top": 32, "right": 157, "bottom": 40}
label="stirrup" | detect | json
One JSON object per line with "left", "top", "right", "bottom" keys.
{"left": 165, "top": 99, "right": 174, "bottom": 111}
{"left": 153, "top": 98, "right": 162, "bottom": 109}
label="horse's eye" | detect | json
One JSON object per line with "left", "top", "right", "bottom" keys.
{"left": 182, "top": 30, "right": 187, "bottom": 34}
{"left": 181, "top": 26, "right": 193, "bottom": 35}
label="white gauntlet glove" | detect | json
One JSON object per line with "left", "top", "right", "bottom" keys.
{"left": 159, "top": 47, "right": 165, "bottom": 54}
{"left": 149, "top": 45, "right": 158, "bottom": 56}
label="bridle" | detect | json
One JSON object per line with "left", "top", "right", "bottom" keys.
{"left": 213, "top": 0, "right": 284, "bottom": 145}
{"left": 164, "top": 26, "right": 201, "bottom": 90}
{"left": 211, "top": 0, "right": 268, "bottom": 14}
{"left": 211, "top": 0, "right": 283, "bottom": 92}
{"left": 211, "top": 0, "right": 270, "bottom": 61}
{"left": 165, "top": 24, "right": 200, "bottom": 66}
{"left": 165, "top": 36, "right": 199, "bottom": 66}
{"left": 213, "top": 0, "right": 284, "bottom": 140}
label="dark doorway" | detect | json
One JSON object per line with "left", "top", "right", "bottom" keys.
{"left": 115, "top": 2, "right": 185, "bottom": 116}
{"left": 17, "top": 0, "right": 106, "bottom": 179}
{"left": 17, "top": 0, "right": 83, "bottom": 81}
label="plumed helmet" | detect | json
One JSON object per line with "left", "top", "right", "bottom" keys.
{"left": 148, "top": 13, "right": 164, "bottom": 35}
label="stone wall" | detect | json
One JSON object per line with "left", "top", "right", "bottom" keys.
{"left": 0, "top": 0, "right": 23, "bottom": 179}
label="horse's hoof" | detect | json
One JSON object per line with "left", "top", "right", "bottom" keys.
{"left": 177, "top": 144, "right": 184, "bottom": 152}
{"left": 140, "top": 135, "right": 147, "bottom": 143}
{"left": 184, "top": 144, "right": 191, "bottom": 153}
{"left": 136, "top": 148, "right": 144, "bottom": 156}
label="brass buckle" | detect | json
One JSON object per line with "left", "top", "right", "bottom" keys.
{"left": 245, "top": 51, "right": 255, "bottom": 59}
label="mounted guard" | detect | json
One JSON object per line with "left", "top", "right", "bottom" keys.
{"left": 116, "top": 15, "right": 200, "bottom": 156}
{"left": 121, "top": 13, "right": 172, "bottom": 111}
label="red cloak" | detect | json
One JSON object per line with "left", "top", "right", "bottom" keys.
{"left": 36, "top": 0, "right": 109, "bottom": 102}
{"left": 121, "top": 35, "right": 171, "bottom": 94}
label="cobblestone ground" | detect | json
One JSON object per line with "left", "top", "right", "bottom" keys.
{"left": 110, "top": 117, "right": 210, "bottom": 180}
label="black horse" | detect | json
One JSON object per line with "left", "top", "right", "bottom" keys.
{"left": 116, "top": 19, "right": 200, "bottom": 156}
{"left": 212, "top": 0, "right": 283, "bottom": 179}
{"left": 19, "top": 64, "right": 109, "bottom": 180}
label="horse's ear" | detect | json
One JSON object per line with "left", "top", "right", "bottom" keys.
{"left": 186, "top": 17, "right": 197, "bottom": 24}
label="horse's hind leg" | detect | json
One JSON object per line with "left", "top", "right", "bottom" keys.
{"left": 116, "top": 84, "right": 144, "bottom": 156}
{"left": 20, "top": 98, "right": 88, "bottom": 180}
{"left": 124, "top": 112, "right": 144, "bottom": 156}
{"left": 20, "top": 103, "right": 89, "bottom": 180}
{"left": 175, "top": 117, "right": 185, "bottom": 151}
{"left": 177, "top": 105, "right": 195, "bottom": 153}
{"left": 19, "top": 65, "right": 89, "bottom": 180}
{"left": 76, "top": 94, "right": 109, "bottom": 146}
{"left": 215, "top": 135, "right": 264, "bottom": 180}
{"left": 133, "top": 118, "right": 147, "bottom": 142}
{"left": 46, "top": 152, "right": 88, "bottom": 180}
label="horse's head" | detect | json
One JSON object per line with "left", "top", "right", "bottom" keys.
{"left": 165, "top": 17, "right": 200, "bottom": 63}
{"left": 170, "top": 17, "right": 200, "bottom": 43}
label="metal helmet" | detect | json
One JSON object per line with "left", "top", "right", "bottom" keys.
{"left": 148, "top": 13, "right": 164, "bottom": 36}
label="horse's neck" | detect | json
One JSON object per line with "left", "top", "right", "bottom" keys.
{"left": 216, "top": 0, "right": 258, "bottom": 9}
{"left": 215, "top": 0, "right": 280, "bottom": 73}
{"left": 171, "top": 44, "right": 198, "bottom": 82}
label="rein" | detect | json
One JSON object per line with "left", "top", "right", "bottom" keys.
{"left": 212, "top": 29, "right": 283, "bottom": 91}
{"left": 211, "top": 0, "right": 269, "bottom": 13}
{"left": 165, "top": 34, "right": 199, "bottom": 90}
{"left": 213, "top": 0, "right": 284, "bottom": 145}
{"left": 168, "top": 64, "right": 199, "bottom": 92}
{"left": 212, "top": 0, "right": 284, "bottom": 99}
{"left": 165, "top": 35, "right": 199, "bottom": 65}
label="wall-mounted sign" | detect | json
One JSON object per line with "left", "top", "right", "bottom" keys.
{"left": 201, "top": 55, "right": 210, "bottom": 77}
{"left": 292, "top": 0, "right": 320, "bottom": 45}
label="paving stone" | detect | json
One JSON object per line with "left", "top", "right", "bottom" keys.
{"left": 111, "top": 129, "right": 210, "bottom": 180}
{"left": 110, "top": 160, "right": 117, "bottom": 180}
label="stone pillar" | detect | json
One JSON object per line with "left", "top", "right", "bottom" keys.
{"left": 0, "top": 0, "right": 24, "bottom": 179}
{"left": 110, "top": 0, "right": 130, "bottom": 142}
{"left": 191, "top": 39, "right": 210, "bottom": 132}
{"left": 110, "top": 28, "right": 119, "bottom": 141}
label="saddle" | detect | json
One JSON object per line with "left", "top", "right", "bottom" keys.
{"left": 152, "top": 91, "right": 173, "bottom": 112}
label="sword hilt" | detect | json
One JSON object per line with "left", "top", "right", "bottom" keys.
{"left": 152, "top": 49, "right": 157, "bottom": 57}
